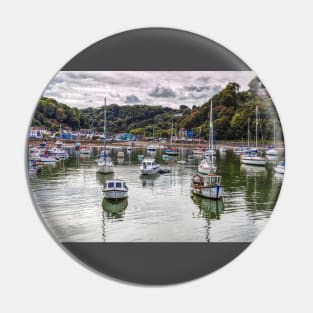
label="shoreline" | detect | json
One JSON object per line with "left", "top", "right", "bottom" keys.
{"left": 28, "top": 138, "right": 285, "bottom": 151}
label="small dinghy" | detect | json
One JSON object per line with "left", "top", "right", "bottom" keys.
{"left": 159, "top": 168, "right": 171, "bottom": 174}
{"left": 102, "top": 179, "right": 128, "bottom": 200}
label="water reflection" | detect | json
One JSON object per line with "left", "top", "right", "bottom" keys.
{"left": 192, "top": 195, "right": 224, "bottom": 219}
{"left": 240, "top": 164, "right": 267, "bottom": 176}
{"left": 102, "top": 198, "right": 128, "bottom": 218}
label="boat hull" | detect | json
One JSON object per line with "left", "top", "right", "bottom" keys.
{"left": 97, "top": 165, "right": 114, "bottom": 174}
{"left": 191, "top": 186, "right": 224, "bottom": 199}
{"left": 198, "top": 164, "right": 216, "bottom": 175}
{"left": 266, "top": 149, "right": 278, "bottom": 156}
{"left": 140, "top": 166, "right": 160, "bottom": 175}
{"left": 102, "top": 190, "right": 128, "bottom": 200}
{"left": 274, "top": 165, "right": 285, "bottom": 174}
{"left": 241, "top": 157, "right": 266, "bottom": 166}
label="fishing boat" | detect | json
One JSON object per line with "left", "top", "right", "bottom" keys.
{"left": 266, "top": 119, "right": 278, "bottom": 155}
{"left": 102, "top": 179, "right": 128, "bottom": 200}
{"left": 191, "top": 174, "right": 224, "bottom": 199}
{"left": 241, "top": 106, "right": 267, "bottom": 166}
{"left": 97, "top": 98, "right": 114, "bottom": 174}
{"left": 140, "top": 157, "right": 160, "bottom": 175}
{"left": 274, "top": 160, "right": 285, "bottom": 174}
{"left": 198, "top": 100, "right": 216, "bottom": 174}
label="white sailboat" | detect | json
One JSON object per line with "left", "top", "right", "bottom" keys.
{"left": 266, "top": 119, "right": 278, "bottom": 155}
{"left": 97, "top": 98, "right": 114, "bottom": 174}
{"left": 198, "top": 100, "right": 216, "bottom": 174}
{"left": 241, "top": 106, "right": 267, "bottom": 166}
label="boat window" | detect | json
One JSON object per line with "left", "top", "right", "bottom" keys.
{"left": 108, "top": 182, "right": 114, "bottom": 188}
{"left": 116, "top": 182, "right": 122, "bottom": 188}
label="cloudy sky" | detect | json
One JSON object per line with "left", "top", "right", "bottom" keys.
{"left": 43, "top": 71, "right": 256, "bottom": 109}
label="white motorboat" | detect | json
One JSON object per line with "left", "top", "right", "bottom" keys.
{"left": 240, "top": 106, "right": 266, "bottom": 166}
{"left": 97, "top": 98, "right": 114, "bottom": 174}
{"left": 140, "top": 157, "right": 160, "bottom": 175}
{"left": 48, "top": 147, "right": 69, "bottom": 159}
{"left": 147, "top": 145, "right": 157, "bottom": 152}
{"left": 274, "top": 160, "right": 285, "bottom": 174}
{"left": 219, "top": 146, "right": 227, "bottom": 153}
{"left": 127, "top": 146, "right": 133, "bottom": 152}
{"left": 191, "top": 174, "right": 224, "bottom": 199}
{"left": 39, "top": 154, "right": 57, "bottom": 163}
{"left": 102, "top": 179, "right": 128, "bottom": 200}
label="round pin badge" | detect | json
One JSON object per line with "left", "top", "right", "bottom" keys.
{"left": 27, "top": 28, "right": 284, "bottom": 285}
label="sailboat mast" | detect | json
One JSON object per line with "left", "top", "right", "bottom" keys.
{"left": 103, "top": 97, "right": 107, "bottom": 156}
{"left": 248, "top": 118, "right": 250, "bottom": 148}
{"left": 199, "top": 127, "right": 201, "bottom": 145}
{"left": 255, "top": 105, "right": 258, "bottom": 150}
{"left": 209, "top": 100, "right": 213, "bottom": 150}
{"left": 170, "top": 117, "right": 173, "bottom": 144}
{"left": 273, "top": 119, "right": 276, "bottom": 146}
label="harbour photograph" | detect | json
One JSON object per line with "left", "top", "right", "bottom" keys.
{"left": 27, "top": 71, "right": 285, "bottom": 242}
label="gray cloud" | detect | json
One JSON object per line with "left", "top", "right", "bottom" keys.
{"left": 43, "top": 71, "right": 255, "bottom": 109}
{"left": 184, "top": 85, "right": 211, "bottom": 92}
{"left": 125, "top": 94, "right": 141, "bottom": 103}
{"left": 148, "top": 85, "right": 176, "bottom": 98}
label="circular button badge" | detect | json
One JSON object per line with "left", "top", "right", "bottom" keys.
{"left": 27, "top": 28, "right": 284, "bottom": 284}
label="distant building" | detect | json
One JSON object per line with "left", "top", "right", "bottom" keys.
{"left": 178, "top": 128, "right": 188, "bottom": 138}
{"left": 29, "top": 127, "right": 46, "bottom": 139}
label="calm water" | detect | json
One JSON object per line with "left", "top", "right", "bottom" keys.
{"left": 29, "top": 147, "right": 283, "bottom": 242}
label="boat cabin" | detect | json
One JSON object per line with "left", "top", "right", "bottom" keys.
{"left": 192, "top": 174, "right": 222, "bottom": 187}
{"left": 105, "top": 180, "right": 128, "bottom": 190}
{"left": 142, "top": 158, "right": 156, "bottom": 168}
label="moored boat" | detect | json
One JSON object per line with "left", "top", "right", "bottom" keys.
{"left": 240, "top": 106, "right": 266, "bottom": 166}
{"left": 102, "top": 179, "right": 128, "bottom": 200}
{"left": 191, "top": 174, "right": 224, "bottom": 199}
{"left": 274, "top": 160, "right": 285, "bottom": 174}
{"left": 140, "top": 157, "right": 160, "bottom": 175}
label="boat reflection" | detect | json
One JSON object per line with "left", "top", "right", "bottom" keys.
{"left": 102, "top": 198, "right": 128, "bottom": 218}
{"left": 140, "top": 173, "right": 160, "bottom": 187}
{"left": 192, "top": 194, "right": 224, "bottom": 219}
{"left": 240, "top": 164, "right": 267, "bottom": 176}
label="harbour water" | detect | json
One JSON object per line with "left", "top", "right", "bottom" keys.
{"left": 28, "top": 147, "right": 283, "bottom": 242}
